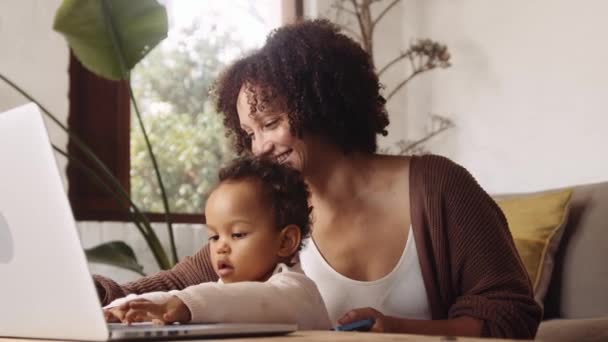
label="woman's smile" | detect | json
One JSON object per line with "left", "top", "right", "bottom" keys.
{"left": 275, "top": 149, "right": 292, "bottom": 164}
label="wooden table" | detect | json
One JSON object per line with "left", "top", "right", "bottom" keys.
{"left": 0, "top": 331, "right": 526, "bottom": 342}
{"left": 202, "top": 330, "right": 523, "bottom": 341}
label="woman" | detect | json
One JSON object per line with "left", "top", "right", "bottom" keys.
{"left": 95, "top": 19, "right": 541, "bottom": 338}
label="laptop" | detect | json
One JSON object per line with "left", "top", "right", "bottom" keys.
{"left": 0, "top": 103, "right": 296, "bottom": 341}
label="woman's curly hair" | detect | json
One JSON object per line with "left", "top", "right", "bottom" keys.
{"left": 217, "top": 156, "right": 312, "bottom": 252}
{"left": 213, "top": 19, "right": 389, "bottom": 155}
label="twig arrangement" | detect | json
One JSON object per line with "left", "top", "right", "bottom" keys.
{"left": 329, "top": 0, "right": 454, "bottom": 155}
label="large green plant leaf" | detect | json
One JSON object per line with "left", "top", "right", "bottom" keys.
{"left": 85, "top": 241, "right": 145, "bottom": 275}
{"left": 53, "top": 0, "right": 167, "bottom": 80}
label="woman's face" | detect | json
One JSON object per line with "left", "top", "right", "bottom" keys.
{"left": 236, "top": 85, "right": 308, "bottom": 171}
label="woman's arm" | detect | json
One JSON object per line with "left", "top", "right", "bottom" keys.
{"left": 436, "top": 156, "right": 542, "bottom": 338}
{"left": 339, "top": 308, "right": 481, "bottom": 336}
{"left": 94, "top": 243, "right": 218, "bottom": 305}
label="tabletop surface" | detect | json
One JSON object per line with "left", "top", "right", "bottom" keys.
{"left": 0, "top": 330, "right": 525, "bottom": 342}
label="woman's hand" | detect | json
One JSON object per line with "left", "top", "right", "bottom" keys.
{"left": 123, "top": 296, "right": 191, "bottom": 325}
{"left": 338, "top": 307, "right": 397, "bottom": 333}
{"left": 340, "top": 308, "right": 484, "bottom": 336}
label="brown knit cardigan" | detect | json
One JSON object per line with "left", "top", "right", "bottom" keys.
{"left": 94, "top": 155, "right": 541, "bottom": 338}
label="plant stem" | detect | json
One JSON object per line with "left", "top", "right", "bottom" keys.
{"left": 53, "top": 146, "right": 171, "bottom": 270}
{"left": 399, "top": 120, "right": 453, "bottom": 154}
{"left": 386, "top": 68, "right": 423, "bottom": 101}
{"left": 373, "top": 0, "right": 401, "bottom": 28}
{"left": 127, "top": 84, "right": 178, "bottom": 264}
{"left": 101, "top": 0, "right": 178, "bottom": 265}
{"left": 0, "top": 74, "right": 66, "bottom": 131}
{"left": 378, "top": 50, "right": 412, "bottom": 76}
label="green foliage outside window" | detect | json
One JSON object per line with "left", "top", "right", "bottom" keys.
{"left": 130, "top": 23, "right": 238, "bottom": 214}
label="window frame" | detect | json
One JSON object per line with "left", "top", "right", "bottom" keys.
{"left": 67, "top": 1, "right": 302, "bottom": 223}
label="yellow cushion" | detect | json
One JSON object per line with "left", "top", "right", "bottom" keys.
{"left": 496, "top": 188, "right": 573, "bottom": 304}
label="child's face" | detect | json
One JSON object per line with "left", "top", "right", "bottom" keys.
{"left": 205, "top": 179, "right": 283, "bottom": 283}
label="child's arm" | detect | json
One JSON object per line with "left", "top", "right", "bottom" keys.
{"left": 94, "top": 244, "right": 217, "bottom": 305}
{"left": 173, "top": 271, "right": 332, "bottom": 330}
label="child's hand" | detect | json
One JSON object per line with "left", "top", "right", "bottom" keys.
{"left": 124, "top": 296, "right": 191, "bottom": 325}
{"left": 103, "top": 303, "right": 130, "bottom": 323}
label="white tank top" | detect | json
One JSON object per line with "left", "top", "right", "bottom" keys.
{"left": 299, "top": 227, "right": 431, "bottom": 324}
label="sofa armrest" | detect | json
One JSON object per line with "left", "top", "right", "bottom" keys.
{"left": 536, "top": 317, "right": 608, "bottom": 342}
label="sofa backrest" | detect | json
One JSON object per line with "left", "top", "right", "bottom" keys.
{"left": 543, "top": 181, "right": 608, "bottom": 319}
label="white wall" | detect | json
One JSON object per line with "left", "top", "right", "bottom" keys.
{"left": 408, "top": 0, "right": 608, "bottom": 193}
{"left": 0, "top": 0, "right": 69, "bottom": 177}
{"left": 310, "top": 0, "right": 608, "bottom": 194}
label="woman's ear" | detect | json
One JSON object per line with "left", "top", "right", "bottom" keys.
{"left": 277, "top": 224, "right": 301, "bottom": 258}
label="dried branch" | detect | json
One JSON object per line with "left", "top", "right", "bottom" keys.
{"left": 378, "top": 50, "right": 412, "bottom": 76}
{"left": 386, "top": 68, "right": 423, "bottom": 101}
{"left": 336, "top": 23, "right": 363, "bottom": 42}
{"left": 328, "top": 0, "right": 454, "bottom": 155}
{"left": 351, "top": 0, "right": 371, "bottom": 54}
{"left": 394, "top": 114, "right": 454, "bottom": 155}
{"left": 407, "top": 52, "right": 416, "bottom": 71}
{"left": 385, "top": 39, "right": 451, "bottom": 100}
{"left": 373, "top": 0, "right": 401, "bottom": 28}
{"left": 330, "top": 1, "right": 357, "bottom": 16}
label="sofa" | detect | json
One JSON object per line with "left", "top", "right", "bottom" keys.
{"left": 507, "top": 181, "right": 608, "bottom": 341}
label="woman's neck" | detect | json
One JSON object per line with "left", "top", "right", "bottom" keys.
{"left": 304, "top": 147, "right": 378, "bottom": 210}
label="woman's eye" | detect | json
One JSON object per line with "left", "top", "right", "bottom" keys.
{"left": 231, "top": 232, "right": 248, "bottom": 239}
{"left": 246, "top": 132, "right": 255, "bottom": 141}
{"left": 208, "top": 235, "right": 219, "bottom": 242}
{"left": 263, "top": 119, "right": 279, "bottom": 129}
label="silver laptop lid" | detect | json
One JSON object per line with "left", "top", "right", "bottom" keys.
{"left": 0, "top": 103, "right": 109, "bottom": 341}
{"left": 0, "top": 104, "right": 298, "bottom": 341}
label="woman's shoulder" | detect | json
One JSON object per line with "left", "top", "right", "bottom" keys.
{"left": 371, "top": 153, "right": 470, "bottom": 189}
{"left": 410, "top": 153, "right": 463, "bottom": 172}
{"left": 408, "top": 154, "right": 484, "bottom": 198}
{"left": 379, "top": 153, "right": 461, "bottom": 173}
{"left": 410, "top": 154, "right": 474, "bottom": 182}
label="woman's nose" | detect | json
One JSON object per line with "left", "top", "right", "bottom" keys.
{"left": 252, "top": 136, "right": 274, "bottom": 156}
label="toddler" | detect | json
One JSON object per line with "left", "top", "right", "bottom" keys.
{"left": 104, "top": 156, "right": 330, "bottom": 330}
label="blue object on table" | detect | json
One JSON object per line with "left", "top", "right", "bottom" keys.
{"left": 333, "top": 318, "right": 376, "bottom": 332}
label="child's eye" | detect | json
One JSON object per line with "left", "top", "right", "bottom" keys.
{"left": 208, "top": 235, "right": 219, "bottom": 242}
{"left": 231, "top": 232, "right": 248, "bottom": 239}
{"left": 247, "top": 132, "right": 255, "bottom": 141}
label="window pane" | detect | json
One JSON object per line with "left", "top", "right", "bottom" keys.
{"left": 130, "top": 0, "right": 281, "bottom": 213}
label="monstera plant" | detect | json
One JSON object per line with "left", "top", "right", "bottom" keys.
{"left": 1, "top": 0, "right": 175, "bottom": 275}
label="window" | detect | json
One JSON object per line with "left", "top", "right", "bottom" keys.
{"left": 68, "top": 0, "right": 302, "bottom": 223}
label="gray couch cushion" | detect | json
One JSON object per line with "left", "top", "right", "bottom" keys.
{"left": 536, "top": 317, "right": 608, "bottom": 342}
{"left": 543, "top": 181, "right": 608, "bottom": 319}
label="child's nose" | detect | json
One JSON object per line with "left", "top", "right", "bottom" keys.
{"left": 217, "top": 240, "right": 230, "bottom": 253}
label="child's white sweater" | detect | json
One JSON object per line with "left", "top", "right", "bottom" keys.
{"left": 105, "top": 263, "right": 331, "bottom": 330}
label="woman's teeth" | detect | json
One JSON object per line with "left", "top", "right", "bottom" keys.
{"left": 276, "top": 151, "right": 291, "bottom": 163}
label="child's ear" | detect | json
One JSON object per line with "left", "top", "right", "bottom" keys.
{"left": 277, "top": 224, "right": 301, "bottom": 258}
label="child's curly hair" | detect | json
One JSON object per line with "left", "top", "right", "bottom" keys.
{"left": 217, "top": 156, "right": 312, "bottom": 252}
{"left": 213, "top": 19, "right": 389, "bottom": 155}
